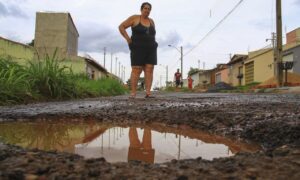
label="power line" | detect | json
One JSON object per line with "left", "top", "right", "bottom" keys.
{"left": 270, "top": 0, "right": 275, "bottom": 33}
{"left": 185, "top": 0, "right": 220, "bottom": 43}
{"left": 168, "top": 59, "right": 181, "bottom": 75}
{"left": 184, "top": 0, "right": 244, "bottom": 57}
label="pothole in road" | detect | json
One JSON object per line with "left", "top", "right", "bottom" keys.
{"left": 0, "top": 120, "right": 261, "bottom": 163}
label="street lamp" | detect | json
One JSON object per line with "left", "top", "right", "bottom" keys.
{"left": 168, "top": 45, "right": 183, "bottom": 80}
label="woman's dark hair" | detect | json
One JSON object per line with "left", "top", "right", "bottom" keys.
{"left": 141, "top": 2, "right": 152, "bottom": 10}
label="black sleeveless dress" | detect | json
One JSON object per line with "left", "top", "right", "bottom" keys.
{"left": 129, "top": 16, "right": 158, "bottom": 66}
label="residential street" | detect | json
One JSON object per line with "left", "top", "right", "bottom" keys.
{"left": 0, "top": 92, "right": 299, "bottom": 179}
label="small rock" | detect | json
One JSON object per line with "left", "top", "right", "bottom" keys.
{"left": 25, "top": 174, "right": 39, "bottom": 180}
{"left": 177, "top": 175, "right": 188, "bottom": 180}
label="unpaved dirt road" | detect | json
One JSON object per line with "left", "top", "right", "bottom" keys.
{"left": 0, "top": 92, "right": 299, "bottom": 179}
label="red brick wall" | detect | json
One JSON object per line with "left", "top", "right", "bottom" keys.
{"left": 287, "top": 30, "right": 297, "bottom": 44}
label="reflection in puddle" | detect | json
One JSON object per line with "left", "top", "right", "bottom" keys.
{"left": 0, "top": 121, "right": 261, "bottom": 163}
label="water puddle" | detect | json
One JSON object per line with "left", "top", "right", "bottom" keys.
{"left": 0, "top": 120, "right": 261, "bottom": 163}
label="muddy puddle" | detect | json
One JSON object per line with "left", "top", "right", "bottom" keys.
{"left": 0, "top": 120, "right": 261, "bottom": 163}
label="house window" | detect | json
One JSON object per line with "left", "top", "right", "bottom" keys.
{"left": 283, "top": 53, "right": 294, "bottom": 72}
{"left": 216, "top": 73, "right": 221, "bottom": 83}
{"left": 238, "top": 66, "right": 243, "bottom": 75}
{"left": 91, "top": 70, "right": 95, "bottom": 79}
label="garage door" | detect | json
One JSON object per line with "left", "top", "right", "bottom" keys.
{"left": 245, "top": 61, "right": 254, "bottom": 85}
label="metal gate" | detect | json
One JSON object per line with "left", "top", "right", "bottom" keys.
{"left": 245, "top": 61, "right": 254, "bottom": 85}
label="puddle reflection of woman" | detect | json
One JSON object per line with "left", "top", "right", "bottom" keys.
{"left": 119, "top": 2, "right": 158, "bottom": 98}
{"left": 128, "top": 128, "right": 155, "bottom": 163}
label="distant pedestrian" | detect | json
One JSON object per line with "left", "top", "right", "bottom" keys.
{"left": 141, "top": 81, "right": 145, "bottom": 90}
{"left": 188, "top": 75, "right": 193, "bottom": 90}
{"left": 174, "top": 69, "right": 181, "bottom": 88}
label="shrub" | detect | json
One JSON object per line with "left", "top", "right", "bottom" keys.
{"left": 25, "top": 53, "right": 77, "bottom": 99}
{"left": 0, "top": 58, "right": 32, "bottom": 105}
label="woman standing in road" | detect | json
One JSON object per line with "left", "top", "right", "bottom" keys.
{"left": 119, "top": 2, "right": 158, "bottom": 98}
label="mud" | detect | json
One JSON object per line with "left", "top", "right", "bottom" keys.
{"left": 0, "top": 92, "right": 299, "bottom": 179}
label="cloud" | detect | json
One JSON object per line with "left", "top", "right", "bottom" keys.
{"left": 0, "top": 2, "right": 28, "bottom": 18}
{"left": 0, "top": 2, "right": 9, "bottom": 16}
{"left": 295, "top": 0, "right": 300, "bottom": 6}
{"left": 157, "top": 31, "right": 182, "bottom": 49}
{"left": 78, "top": 21, "right": 129, "bottom": 54}
{"left": 249, "top": 19, "right": 271, "bottom": 31}
{"left": 78, "top": 22, "right": 183, "bottom": 54}
{"left": 0, "top": 30, "right": 22, "bottom": 42}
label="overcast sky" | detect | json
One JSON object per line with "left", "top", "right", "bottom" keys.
{"left": 0, "top": 0, "right": 299, "bottom": 87}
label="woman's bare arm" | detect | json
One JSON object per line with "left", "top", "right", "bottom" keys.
{"left": 119, "top": 15, "right": 136, "bottom": 44}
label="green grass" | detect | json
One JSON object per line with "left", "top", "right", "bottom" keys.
{"left": 235, "top": 82, "right": 261, "bottom": 92}
{"left": 74, "top": 74, "right": 127, "bottom": 97}
{"left": 164, "top": 86, "right": 176, "bottom": 92}
{"left": 219, "top": 82, "right": 261, "bottom": 93}
{"left": 0, "top": 57, "right": 32, "bottom": 105}
{"left": 0, "top": 55, "right": 126, "bottom": 105}
{"left": 25, "top": 53, "right": 77, "bottom": 99}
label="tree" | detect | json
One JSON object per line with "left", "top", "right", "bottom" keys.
{"left": 188, "top": 67, "right": 199, "bottom": 76}
{"left": 27, "top": 39, "right": 34, "bottom": 47}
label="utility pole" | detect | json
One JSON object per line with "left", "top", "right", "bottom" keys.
{"left": 177, "top": 135, "right": 181, "bottom": 160}
{"left": 166, "top": 65, "right": 168, "bottom": 87}
{"left": 120, "top": 65, "right": 122, "bottom": 81}
{"left": 275, "top": 0, "right": 283, "bottom": 87}
{"left": 103, "top": 47, "right": 106, "bottom": 68}
{"left": 198, "top": 60, "right": 200, "bottom": 69}
{"left": 271, "top": 32, "right": 276, "bottom": 48}
{"left": 203, "top": 62, "right": 205, "bottom": 70}
{"left": 266, "top": 32, "right": 277, "bottom": 70}
{"left": 180, "top": 46, "right": 183, "bottom": 81}
{"left": 118, "top": 62, "right": 121, "bottom": 78}
{"left": 123, "top": 66, "right": 126, "bottom": 82}
{"left": 160, "top": 64, "right": 168, "bottom": 87}
{"left": 168, "top": 45, "right": 183, "bottom": 80}
{"left": 121, "top": 65, "right": 124, "bottom": 81}
{"left": 160, "top": 75, "right": 162, "bottom": 87}
{"left": 115, "top": 57, "right": 118, "bottom": 75}
{"left": 110, "top": 53, "right": 113, "bottom": 73}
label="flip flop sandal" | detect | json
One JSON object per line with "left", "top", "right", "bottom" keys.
{"left": 129, "top": 94, "right": 136, "bottom": 99}
{"left": 145, "top": 94, "right": 155, "bottom": 98}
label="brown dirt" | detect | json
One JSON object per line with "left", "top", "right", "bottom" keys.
{"left": 0, "top": 92, "right": 299, "bottom": 179}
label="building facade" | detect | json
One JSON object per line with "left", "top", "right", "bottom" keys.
{"left": 227, "top": 54, "right": 247, "bottom": 86}
{"left": 1, "top": 12, "right": 110, "bottom": 79}
{"left": 190, "top": 70, "right": 203, "bottom": 88}
{"left": 244, "top": 48, "right": 274, "bottom": 85}
{"left": 34, "top": 12, "right": 79, "bottom": 59}
{"left": 0, "top": 36, "right": 35, "bottom": 64}
{"left": 284, "top": 28, "right": 300, "bottom": 74}
{"left": 198, "top": 69, "right": 214, "bottom": 88}
{"left": 282, "top": 44, "right": 300, "bottom": 74}
{"left": 84, "top": 57, "right": 108, "bottom": 80}
{"left": 215, "top": 64, "right": 229, "bottom": 84}
{"left": 286, "top": 27, "right": 300, "bottom": 44}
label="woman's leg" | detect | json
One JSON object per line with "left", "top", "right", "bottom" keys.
{"left": 130, "top": 66, "right": 143, "bottom": 97}
{"left": 144, "top": 64, "right": 154, "bottom": 96}
{"left": 129, "top": 128, "right": 141, "bottom": 148}
{"left": 142, "top": 128, "right": 152, "bottom": 150}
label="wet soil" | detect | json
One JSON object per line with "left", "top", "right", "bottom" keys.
{"left": 0, "top": 92, "right": 299, "bottom": 179}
